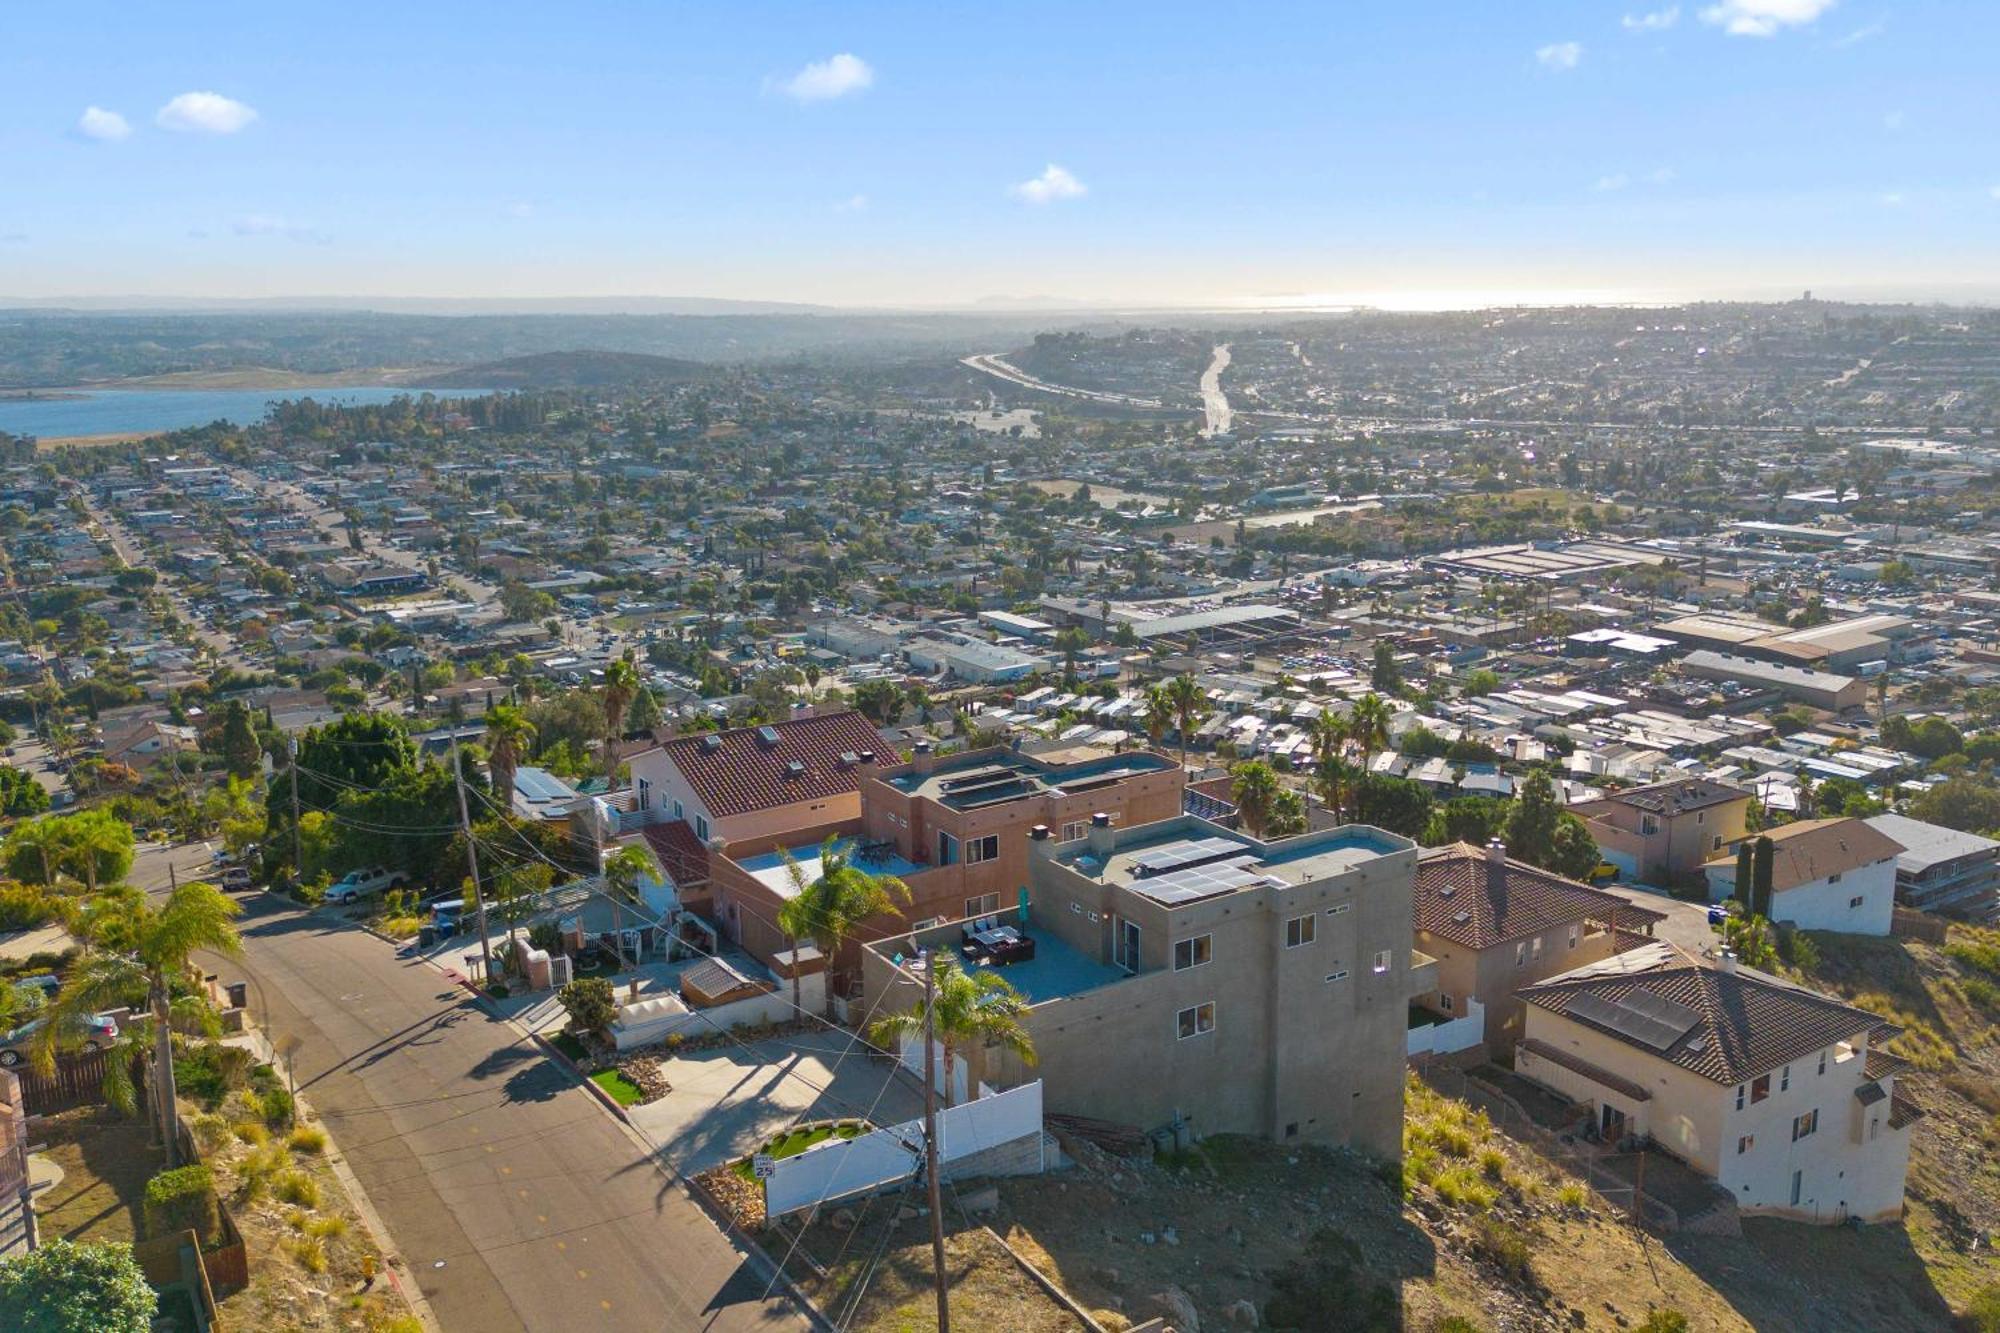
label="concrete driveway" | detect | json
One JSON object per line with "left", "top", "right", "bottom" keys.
{"left": 629, "top": 1029, "right": 926, "bottom": 1176}
{"left": 1605, "top": 884, "right": 1724, "bottom": 960}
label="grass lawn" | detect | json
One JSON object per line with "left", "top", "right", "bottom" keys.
{"left": 590, "top": 1068, "right": 644, "bottom": 1107}
{"left": 731, "top": 1121, "right": 866, "bottom": 1181}
{"left": 31, "top": 1106, "right": 166, "bottom": 1245}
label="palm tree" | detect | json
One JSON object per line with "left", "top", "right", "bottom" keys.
{"left": 783, "top": 840, "right": 912, "bottom": 1021}
{"left": 869, "top": 954, "right": 1035, "bottom": 1108}
{"left": 483, "top": 702, "right": 535, "bottom": 810}
{"left": 601, "top": 655, "right": 641, "bottom": 793}
{"left": 1165, "top": 674, "right": 1212, "bottom": 766}
{"left": 38, "top": 882, "right": 241, "bottom": 1167}
{"left": 1347, "top": 693, "right": 1392, "bottom": 818}
{"left": 774, "top": 848, "right": 819, "bottom": 1018}
{"left": 1307, "top": 708, "right": 1350, "bottom": 821}
{"left": 1142, "top": 684, "right": 1175, "bottom": 752}
{"left": 1053, "top": 627, "right": 1090, "bottom": 689}
{"left": 1230, "top": 760, "right": 1282, "bottom": 838}
{"left": 601, "top": 844, "right": 653, "bottom": 972}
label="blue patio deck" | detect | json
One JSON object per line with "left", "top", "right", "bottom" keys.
{"left": 951, "top": 926, "right": 1125, "bottom": 1005}
{"left": 733, "top": 837, "right": 925, "bottom": 898}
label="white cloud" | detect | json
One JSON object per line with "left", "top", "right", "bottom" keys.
{"left": 1698, "top": 0, "right": 1836, "bottom": 38}
{"left": 834, "top": 193, "right": 869, "bottom": 213}
{"left": 775, "top": 53, "right": 873, "bottom": 103}
{"left": 77, "top": 106, "right": 131, "bottom": 141}
{"left": 1622, "top": 7, "right": 1681, "bottom": 31}
{"left": 233, "top": 214, "right": 328, "bottom": 244}
{"left": 1535, "top": 41, "right": 1584, "bottom": 70}
{"left": 156, "top": 91, "right": 259, "bottom": 134}
{"left": 1011, "top": 164, "right": 1087, "bottom": 204}
{"left": 1594, "top": 173, "right": 1631, "bottom": 192}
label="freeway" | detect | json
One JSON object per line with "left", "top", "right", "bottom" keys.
{"left": 212, "top": 894, "right": 811, "bottom": 1333}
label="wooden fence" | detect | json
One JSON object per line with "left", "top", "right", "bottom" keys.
{"left": 13, "top": 1046, "right": 117, "bottom": 1116}
{"left": 1891, "top": 906, "right": 1950, "bottom": 944}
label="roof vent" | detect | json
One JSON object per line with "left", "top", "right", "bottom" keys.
{"left": 756, "top": 725, "right": 783, "bottom": 749}
{"left": 700, "top": 734, "right": 723, "bottom": 753}
{"left": 784, "top": 760, "right": 807, "bottom": 778}
{"left": 1438, "top": 885, "right": 1456, "bottom": 899}
{"left": 839, "top": 750, "right": 860, "bottom": 767}
{"left": 1451, "top": 910, "right": 1472, "bottom": 926}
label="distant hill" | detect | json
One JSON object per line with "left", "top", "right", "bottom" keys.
{"left": 410, "top": 350, "right": 710, "bottom": 389}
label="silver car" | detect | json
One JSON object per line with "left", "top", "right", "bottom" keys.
{"left": 0, "top": 1013, "right": 120, "bottom": 1067}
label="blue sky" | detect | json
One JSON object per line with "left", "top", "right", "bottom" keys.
{"left": 1, "top": 1, "right": 1994, "bottom": 307}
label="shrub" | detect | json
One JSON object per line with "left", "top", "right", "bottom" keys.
{"left": 142, "top": 1164, "right": 221, "bottom": 1246}
{"left": 275, "top": 1168, "right": 320, "bottom": 1208}
{"left": 1468, "top": 1216, "right": 1534, "bottom": 1287}
{"left": 1263, "top": 1229, "right": 1399, "bottom": 1332}
{"left": 236, "top": 1144, "right": 287, "bottom": 1202}
{"left": 286, "top": 1233, "right": 328, "bottom": 1274}
{"left": 232, "top": 1119, "right": 268, "bottom": 1146}
{"left": 305, "top": 1214, "right": 347, "bottom": 1241}
{"left": 288, "top": 1124, "right": 328, "bottom": 1154}
{"left": 1634, "top": 1312, "right": 1691, "bottom": 1333}
{"left": 1557, "top": 1181, "right": 1590, "bottom": 1210}
{"left": 254, "top": 1084, "right": 294, "bottom": 1128}
{"left": 174, "top": 1041, "right": 256, "bottom": 1106}
{"left": 1478, "top": 1147, "right": 1508, "bottom": 1181}
{"left": 1433, "top": 1166, "right": 1498, "bottom": 1210}
{"left": 559, "top": 976, "right": 616, "bottom": 1034}
{"left": 0, "top": 1238, "right": 157, "bottom": 1333}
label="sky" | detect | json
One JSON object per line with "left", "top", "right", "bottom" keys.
{"left": 1, "top": 0, "right": 1995, "bottom": 309}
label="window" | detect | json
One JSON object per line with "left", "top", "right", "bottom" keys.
{"left": 1372, "top": 949, "right": 1393, "bottom": 975}
{"left": 1781, "top": 1064, "right": 1791, "bottom": 1092}
{"left": 1869, "top": 1116, "right": 1880, "bottom": 1141}
{"left": 1568, "top": 925, "right": 1581, "bottom": 950}
{"left": 1736, "top": 1084, "right": 1746, "bottom": 1111}
{"left": 673, "top": 799, "right": 684, "bottom": 820}
{"left": 694, "top": 815, "right": 709, "bottom": 841}
{"left": 1737, "top": 1135, "right": 1754, "bottom": 1155}
{"left": 1818, "top": 1050, "right": 1827, "bottom": 1075}
{"left": 1173, "top": 935, "right": 1212, "bottom": 971}
{"left": 1115, "top": 918, "right": 1141, "bottom": 974}
{"left": 1791, "top": 1109, "right": 1819, "bottom": 1141}
{"left": 1828, "top": 871, "right": 1842, "bottom": 884}
{"left": 1849, "top": 895, "right": 1865, "bottom": 909}
{"left": 1640, "top": 814, "right": 1660, "bottom": 835}
{"left": 636, "top": 777, "right": 652, "bottom": 811}
{"left": 965, "top": 835, "right": 999, "bottom": 865}
{"left": 1326, "top": 902, "right": 1351, "bottom": 917}
{"left": 1325, "top": 970, "right": 1350, "bottom": 983}
{"left": 1750, "top": 1074, "right": 1771, "bottom": 1104}
{"left": 1176, "top": 1002, "right": 1216, "bottom": 1039}
{"left": 1059, "top": 821, "right": 1087, "bottom": 843}
{"left": 1696, "top": 811, "right": 1706, "bottom": 826}
{"left": 1286, "top": 914, "right": 1316, "bottom": 948}
{"left": 1515, "top": 942, "right": 1528, "bottom": 968}
{"left": 964, "top": 893, "right": 999, "bottom": 920}
{"left": 1531, "top": 936, "right": 1544, "bottom": 961}
{"left": 1712, "top": 835, "right": 1724, "bottom": 851}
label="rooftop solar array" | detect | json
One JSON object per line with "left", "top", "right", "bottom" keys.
{"left": 1129, "top": 836, "right": 1248, "bottom": 877}
{"left": 1567, "top": 988, "right": 1701, "bottom": 1052}
{"left": 1130, "top": 856, "right": 1275, "bottom": 907}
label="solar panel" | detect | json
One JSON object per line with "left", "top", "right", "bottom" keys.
{"left": 938, "top": 766, "right": 1018, "bottom": 794}
{"left": 1568, "top": 988, "right": 1700, "bottom": 1052}
{"left": 1130, "top": 857, "right": 1271, "bottom": 906}
{"left": 1129, "top": 837, "right": 1247, "bottom": 877}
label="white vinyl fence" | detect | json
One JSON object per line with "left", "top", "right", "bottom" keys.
{"left": 763, "top": 1081, "right": 1044, "bottom": 1217}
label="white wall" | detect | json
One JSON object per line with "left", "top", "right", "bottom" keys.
{"left": 609, "top": 972, "right": 824, "bottom": 1051}
{"left": 626, "top": 749, "right": 712, "bottom": 839}
{"left": 1767, "top": 858, "right": 1897, "bottom": 936}
{"left": 898, "top": 1035, "right": 969, "bottom": 1105}
{"left": 763, "top": 1081, "right": 1045, "bottom": 1217}
{"left": 1408, "top": 997, "right": 1485, "bottom": 1058}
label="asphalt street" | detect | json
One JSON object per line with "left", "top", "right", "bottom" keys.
{"left": 209, "top": 893, "right": 811, "bottom": 1333}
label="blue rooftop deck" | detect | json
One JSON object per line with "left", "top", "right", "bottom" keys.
{"left": 733, "top": 837, "right": 925, "bottom": 899}
{"left": 949, "top": 926, "right": 1124, "bottom": 1005}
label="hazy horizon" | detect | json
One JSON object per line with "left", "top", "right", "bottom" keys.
{"left": 4, "top": 1, "right": 1995, "bottom": 309}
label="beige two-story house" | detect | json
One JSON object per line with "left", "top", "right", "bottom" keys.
{"left": 1570, "top": 776, "right": 1753, "bottom": 885}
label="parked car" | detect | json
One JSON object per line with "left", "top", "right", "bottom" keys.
{"left": 324, "top": 866, "right": 405, "bottom": 905}
{"left": 220, "top": 867, "right": 253, "bottom": 891}
{"left": 0, "top": 1013, "right": 119, "bottom": 1067}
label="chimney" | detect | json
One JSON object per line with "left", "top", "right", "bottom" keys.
{"left": 1030, "top": 823, "right": 1057, "bottom": 861}
{"left": 858, "top": 750, "right": 876, "bottom": 770}
{"left": 1485, "top": 839, "right": 1508, "bottom": 895}
{"left": 1717, "top": 947, "right": 1738, "bottom": 973}
{"left": 913, "top": 740, "right": 937, "bottom": 776}
{"left": 1086, "top": 811, "right": 1116, "bottom": 858}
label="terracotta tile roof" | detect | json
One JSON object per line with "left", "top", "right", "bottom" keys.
{"left": 1600, "top": 776, "right": 1751, "bottom": 817}
{"left": 1889, "top": 1089, "right": 1925, "bottom": 1130}
{"left": 1415, "top": 843, "right": 1667, "bottom": 950}
{"left": 1520, "top": 956, "right": 1887, "bottom": 1086}
{"left": 652, "top": 710, "right": 890, "bottom": 820}
{"left": 638, "top": 820, "right": 710, "bottom": 888}
{"left": 1700, "top": 817, "right": 1905, "bottom": 893}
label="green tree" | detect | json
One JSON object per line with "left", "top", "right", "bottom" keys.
{"left": 1462, "top": 668, "right": 1501, "bottom": 697}
{"left": 1370, "top": 641, "right": 1404, "bottom": 694}
{"left": 1349, "top": 772, "right": 1433, "bottom": 838}
{"left": 1349, "top": 693, "right": 1392, "bottom": 774}
{"left": 601, "top": 843, "right": 654, "bottom": 971}
{"left": 1230, "top": 760, "right": 1284, "bottom": 838}
{"left": 0, "top": 1238, "right": 157, "bottom": 1333}
{"left": 1142, "top": 684, "right": 1175, "bottom": 752}
{"left": 498, "top": 579, "right": 557, "bottom": 623}
{"left": 0, "top": 764, "right": 50, "bottom": 817}
{"left": 1751, "top": 835, "right": 1775, "bottom": 919}
{"left": 852, "top": 678, "right": 904, "bottom": 727}
{"left": 39, "top": 882, "right": 242, "bottom": 1167}
{"left": 1909, "top": 778, "right": 2000, "bottom": 834}
{"left": 1732, "top": 839, "right": 1753, "bottom": 909}
{"left": 1503, "top": 770, "right": 1563, "bottom": 866}
{"left": 1424, "top": 797, "right": 1511, "bottom": 848}
{"left": 1266, "top": 786, "right": 1308, "bottom": 838}
{"left": 600, "top": 655, "right": 641, "bottom": 793}
{"left": 4, "top": 808, "right": 134, "bottom": 890}
{"left": 218, "top": 700, "right": 261, "bottom": 780}
{"left": 869, "top": 954, "right": 1035, "bottom": 1109}
{"left": 1722, "top": 913, "right": 1776, "bottom": 970}
{"left": 558, "top": 975, "right": 616, "bottom": 1035}
{"left": 1053, "top": 626, "right": 1091, "bottom": 688}
{"left": 1547, "top": 815, "right": 1602, "bottom": 881}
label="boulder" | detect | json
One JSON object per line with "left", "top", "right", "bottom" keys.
{"left": 1136, "top": 1285, "right": 1200, "bottom": 1333}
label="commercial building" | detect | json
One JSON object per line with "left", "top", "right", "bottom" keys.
{"left": 1863, "top": 813, "right": 2000, "bottom": 923}
{"left": 1656, "top": 613, "right": 1912, "bottom": 674}
{"left": 1701, "top": 818, "right": 1904, "bottom": 936}
{"left": 1570, "top": 777, "right": 1754, "bottom": 885}
{"left": 905, "top": 632, "right": 1047, "bottom": 684}
{"left": 861, "top": 814, "right": 1426, "bottom": 1158}
{"left": 1517, "top": 946, "right": 1917, "bottom": 1223}
{"left": 1412, "top": 841, "right": 1666, "bottom": 1052}
{"left": 1680, "top": 651, "right": 1868, "bottom": 713}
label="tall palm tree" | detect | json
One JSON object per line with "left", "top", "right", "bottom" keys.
{"left": 601, "top": 844, "right": 653, "bottom": 972}
{"left": 1142, "top": 684, "right": 1175, "bottom": 753}
{"left": 38, "top": 882, "right": 241, "bottom": 1167}
{"left": 774, "top": 847, "right": 820, "bottom": 1018}
{"left": 483, "top": 702, "right": 535, "bottom": 811}
{"left": 869, "top": 954, "right": 1035, "bottom": 1108}
{"left": 1230, "top": 760, "right": 1282, "bottom": 838}
{"left": 1347, "top": 693, "right": 1392, "bottom": 817}
{"left": 783, "top": 841, "right": 912, "bottom": 1021}
{"left": 1307, "top": 708, "right": 1351, "bottom": 821}
{"left": 1165, "top": 674, "right": 1212, "bottom": 767}
{"left": 601, "top": 655, "right": 641, "bottom": 793}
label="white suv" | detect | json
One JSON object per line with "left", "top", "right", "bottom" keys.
{"left": 324, "top": 866, "right": 404, "bottom": 905}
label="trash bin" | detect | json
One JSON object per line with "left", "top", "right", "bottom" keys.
{"left": 419, "top": 924, "right": 436, "bottom": 948}
{"left": 225, "top": 982, "right": 249, "bottom": 1010}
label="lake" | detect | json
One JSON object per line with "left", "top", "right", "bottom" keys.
{"left": 0, "top": 386, "right": 490, "bottom": 441}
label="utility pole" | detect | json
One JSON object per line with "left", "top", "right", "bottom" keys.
{"left": 451, "top": 734, "right": 494, "bottom": 987}
{"left": 921, "top": 952, "right": 950, "bottom": 1333}
{"left": 288, "top": 736, "right": 303, "bottom": 876}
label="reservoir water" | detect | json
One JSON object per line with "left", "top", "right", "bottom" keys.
{"left": 0, "top": 386, "right": 488, "bottom": 441}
